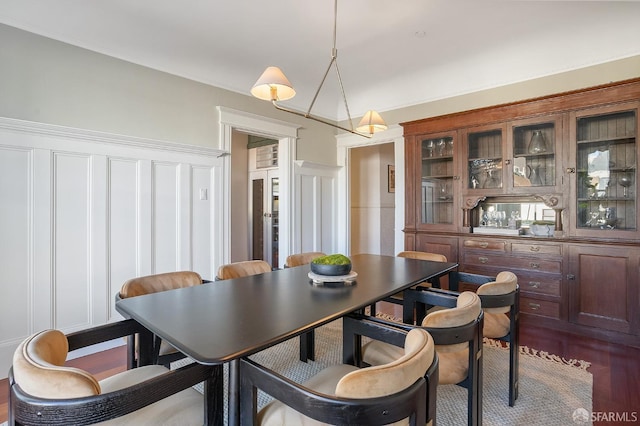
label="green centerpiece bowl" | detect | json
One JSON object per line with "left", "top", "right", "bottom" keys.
{"left": 310, "top": 254, "right": 352, "bottom": 276}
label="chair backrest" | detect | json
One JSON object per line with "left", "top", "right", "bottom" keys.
{"left": 12, "top": 329, "right": 101, "bottom": 399}
{"left": 421, "top": 291, "right": 481, "bottom": 352}
{"left": 119, "top": 271, "right": 203, "bottom": 298}
{"left": 397, "top": 251, "right": 447, "bottom": 262}
{"left": 476, "top": 271, "right": 518, "bottom": 314}
{"left": 285, "top": 252, "right": 326, "bottom": 267}
{"left": 335, "top": 328, "right": 435, "bottom": 398}
{"left": 217, "top": 260, "right": 272, "bottom": 280}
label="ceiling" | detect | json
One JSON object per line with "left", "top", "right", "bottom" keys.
{"left": 1, "top": 1, "right": 639, "bottom": 121}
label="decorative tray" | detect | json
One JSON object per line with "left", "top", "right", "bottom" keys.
{"left": 308, "top": 271, "right": 357, "bottom": 287}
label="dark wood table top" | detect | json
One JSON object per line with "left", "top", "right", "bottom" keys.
{"left": 115, "top": 253, "right": 457, "bottom": 364}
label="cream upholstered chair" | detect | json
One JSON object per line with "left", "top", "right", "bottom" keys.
{"left": 216, "top": 260, "right": 272, "bottom": 280}
{"left": 374, "top": 251, "right": 448, "bottom": 316}
{"left": 117, "top": 270, "right": 204, "bottom": 368}
{"left": 398, "top": 251, "right": 448, "bottom": 289}
{"left": 475, "top": 271, "right": 519, "bottom": 406}
{"left": 240, "top": 321, "right": 438, "bottom": 426}
{"left": 283, "top": 252, "right": 325, "bottom": 361}
{"left": 365, "top": 290, "right": 483, "bottom": 426}
{"left": 9, "top": 321, "right": 217, "bottom": 425}
{"left": 284, "top": 251, "right": 326, "bottom": 268}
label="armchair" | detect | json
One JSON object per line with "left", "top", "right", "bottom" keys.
{"left": 450, "top": 271, "right": 520, "bottom": 406}
{"left": 8, "top": 319, "right": 220, "bottom": 425}
{"left": 366, "top": 290, "right": 483, "bottom": 426}
{"left": 216, "top": 260, "right": 272, "bottom": 280}
{"left": 284, "top": 252, "right": 325, "bottom": 268}
{"left": 116, "top": 270, "right": 204, "bottom": 368}
{"left": 283, "top": 252, "right": 326, "bottom": 362}
{"left": 373, "top": 251, "right": 447, "bottom": 317}
{"left": 240, "top": 316, "right": 438, "bottom": 426}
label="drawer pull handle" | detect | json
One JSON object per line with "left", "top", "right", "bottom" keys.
{"left": 479, "top": 256, "right": 489, "bottom": 264}
{"left": 479, "top": 242, "right": 489, "bottom": 248}
{"left": 528, "top": 281, "right": 541, "bottom": 288}
{"left": 528, "top": 302, "right": 541, "bottom": 310}
{"left": 529, "top": 246, "right": 540, "bottom": 252}
{"left": 530, "top": 262, "right": 540, "bottom": 269}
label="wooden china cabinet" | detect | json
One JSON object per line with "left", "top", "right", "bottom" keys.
{"left": 402, "top": 78, "right": 640, "bottom": 346}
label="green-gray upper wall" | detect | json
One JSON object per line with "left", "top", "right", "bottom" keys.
{"left": 1, "top": 23, "right": 639, "bottom": 166}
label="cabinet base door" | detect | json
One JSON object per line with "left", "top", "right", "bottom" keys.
{"left": 568, "top": 245, "right": 639, "bottom": 334}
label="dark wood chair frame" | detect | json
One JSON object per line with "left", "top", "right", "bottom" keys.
{"left": 412, "top": 271, "right": 520, "bottom": 407}
{"left": 8, "top": 319, "right": 222, "bottom": 426}
{"left": 394, "top": 288, "right": 484, "bottom": 426}
{"left": 115, "top": 279, "right": 214, "bottom": 369}
{"left": 239, "top": 315, "right": 439, "bottom": 426}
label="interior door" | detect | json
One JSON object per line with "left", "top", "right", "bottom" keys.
{"left": 250, "top": 169, "right": 279, "bottom": 268}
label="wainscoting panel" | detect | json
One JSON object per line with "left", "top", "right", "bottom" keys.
{"left": 191, "top": 166, "right": 214, "bottom": 279}
{"left": 53, "top": 152, "right": 92, "bottom": 330}
{"left": 321, "top": 176, "right": 336, "bottom": 253}
{"left": 152, "top": 161, "right": 181, "bottom": 273}
{"left": 0, "top": 117, "right": 225, "bottom": 378}
{"left": 0, "top": 147, "right": 32, "bottom": 345}
{"left": 107, "top": 157, "right": 140, "bottom": 322}
{"left": 294, "top": 161, "right": 339, "bottom": 255}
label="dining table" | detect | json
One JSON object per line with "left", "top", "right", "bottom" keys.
{"left": 115, "top": 253, "right": 458, "bottom": 426}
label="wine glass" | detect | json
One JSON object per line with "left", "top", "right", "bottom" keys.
{"left": 436, "top": 139, "right": 446, "bottom": 157}
{"left": 619, "top": 174, "right": 632, "bottom": 198}
{"left": 425, "top": 140, "right": 435, "bottom": 157}
{"left": 447, "top": 139, "right": 454, "bottom": 156}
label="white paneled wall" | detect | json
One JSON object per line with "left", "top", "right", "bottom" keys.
{"left": 294, "top": 161, "right": 340, "bottom": 255}
{"left": 0, "top": 118, "right": 224, "bottom": 377}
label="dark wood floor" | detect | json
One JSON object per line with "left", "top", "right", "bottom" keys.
{"left": 2, "top": 316, "right": 639, "bottom": 425}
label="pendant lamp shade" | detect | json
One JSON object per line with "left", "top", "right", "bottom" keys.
{"left": 356, "top": 110, "right": 388, "bottom": 134}
{"left": 251, "top": 66, "right": 296, "bottom": 101}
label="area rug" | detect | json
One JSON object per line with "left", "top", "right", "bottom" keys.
{"left": 174, "top": 318, "right": 593, "bottom": 425}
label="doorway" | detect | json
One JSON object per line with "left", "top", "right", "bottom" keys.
{"left": 249, "top": 168, "right": 279, "bottom": 267}
{"left": 218, "top": 106, "right": 298, "bottom": 270}
{"left": 349, "top": 143, "right": 395, "bottom": 256}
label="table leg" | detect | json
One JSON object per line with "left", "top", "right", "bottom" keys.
{"left": 229, "top": 359, "right": 240, "bottom": 426}
{"left": 204, "top": 364, "right": 224, "bottom": 426}
{"left": 299, "top": 330, "right": 315, "bottom": 362}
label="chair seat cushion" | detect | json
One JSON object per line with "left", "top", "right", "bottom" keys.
{"left": 98, "top": 365, "right": 203, "bottom": 425}
{"left": 258, "top": 364, "right": 358, "bottom": 425}
{"left": 483, "top": 312, "right": 510, "bottom": 339}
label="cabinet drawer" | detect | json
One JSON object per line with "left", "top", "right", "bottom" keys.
{"left": 512, "top": 243, "right": 561, "bottom": 256}
{"left": 518, "top": 274, "right": 561, "bottom": 297}
{"left": 520, "top": 297, "right": 560, "bottom": 319}
{"left": 462, "top": 252, "right": 562, "bottom": 274}
{"left": 463, "top": 239, "right": 506, "bottom": 251}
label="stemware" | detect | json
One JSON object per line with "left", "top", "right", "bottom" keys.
{"left": 436, "top": 139, "right": 447, "bottom": 157}
{"left": 425, "top": 140, "right": 435, "bottom": 157}
{"left": 619, "top": 174, "right": 632, "bottom": 198}
{"left": 447, "top": 139, "right": 454, "bottom": 156}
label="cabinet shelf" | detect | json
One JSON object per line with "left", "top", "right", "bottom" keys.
{"left": 422, "top": 175, "right": 453, "bottom": 179}
{"left": 514, "top": 152, "right": 555, "bottom": 159}
{"left": 422, "top": 155, "right": 453, "bottom": 161}
{"left": 576, "top": 136, "right": 635, "bottom": 145}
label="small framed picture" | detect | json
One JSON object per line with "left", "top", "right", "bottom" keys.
{"left": 388, "top": 165, "right": 395, "bottom": 193}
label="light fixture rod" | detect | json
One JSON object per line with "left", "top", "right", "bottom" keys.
{"left": 304, "top": 0, "right": 356, "bottom": 134}
{"left": 272, "top": 100, "right": 370, "bottom": 137}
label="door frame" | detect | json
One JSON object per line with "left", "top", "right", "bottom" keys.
{"left": 336, "top": 125, "right": 405, "bottom": 256}
{"left": 218, "top": 107, "right": 299, "bottom": 268}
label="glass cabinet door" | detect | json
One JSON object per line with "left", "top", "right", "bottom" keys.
{"left": 572, "top": 103, "right": 637, "bottom": 236}
{"left": 464, "top": 125, "right": 505, "bottom": 192}
{"left": 511, "top": 119, "right": 559, "bottom": 191}
{"left": 420, "top": 134, "right": 456, "bottom": 227}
